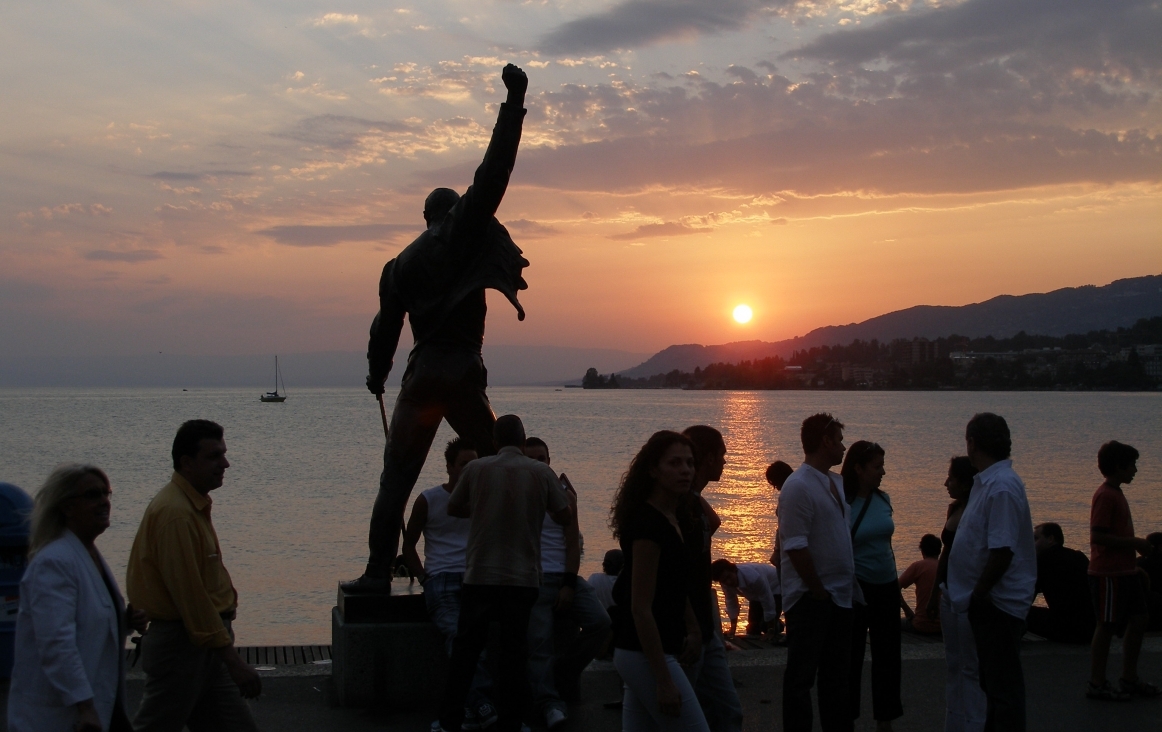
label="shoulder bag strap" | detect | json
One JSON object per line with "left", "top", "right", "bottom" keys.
{"left": 850, "top": 491, "right": 875, "bottom": 540}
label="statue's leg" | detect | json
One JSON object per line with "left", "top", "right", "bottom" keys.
{"left": 364, "top": 385, "right": 444, "bottom": 578}
{"left": 444, "top": 362, "right": 497, "bottom": 457}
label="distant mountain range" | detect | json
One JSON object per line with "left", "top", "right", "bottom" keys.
{"left": 0, "top": 345, "right": 651, "bottom": 388}
{"left": 618, "top": 274, "right": 1162, "bottom": 379}
{"left": 6, "top": 275, "right": 1159, "bottom": 387}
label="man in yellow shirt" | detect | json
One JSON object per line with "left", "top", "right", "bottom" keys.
{"left": 127, "top": 419, "right": 261, "bottom": 731}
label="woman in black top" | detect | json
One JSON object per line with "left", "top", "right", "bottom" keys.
{"left": 929, "top": 455, "right": 985, "bottom": 732}
{"left": 610, "top": 431, "right": 709, "bottom": 731}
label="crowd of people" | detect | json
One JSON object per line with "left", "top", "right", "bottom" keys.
{"left": 603, "top": 412, "right": 1160, "bottom": 732}
{"left": 6, "top": 412, "right": 1159, "bottom": 732}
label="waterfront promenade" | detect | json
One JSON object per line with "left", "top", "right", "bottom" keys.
{"left": 4, "top": 635, "right": 1156, "bottom": 731}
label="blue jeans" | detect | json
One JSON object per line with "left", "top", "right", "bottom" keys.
{"left": 615, "top": 648, "right": 710, "bottom": 732}
{"left": 424, "top": 572, "right": 491, "bottom": 709}
{"left": 683, "top": 631, "right": 743, "bottom": 732}
{"left": 527, "top": 574, "right": 612, "bottom": 717}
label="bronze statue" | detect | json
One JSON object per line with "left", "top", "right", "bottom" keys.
{"left": 341, "top": 64, "right": 530, "bottom": 593}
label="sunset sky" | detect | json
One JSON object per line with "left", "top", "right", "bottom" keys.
{"left": 3, "top": 0, "right": 1160, "bottom": 359}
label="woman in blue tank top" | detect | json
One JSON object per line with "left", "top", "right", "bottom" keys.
{"left": 843, "top": 440, "right": 903, "bottom": 731}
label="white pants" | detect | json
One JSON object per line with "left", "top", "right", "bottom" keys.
{"left": 613, "top": 648, "right": 711, "bottom": 732}
{"left": 940, "top": 593, "right": 987, "bottom": 732}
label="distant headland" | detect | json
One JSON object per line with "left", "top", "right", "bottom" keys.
{"left": 584, "top": 275, "right": 1162, "bottom": 391}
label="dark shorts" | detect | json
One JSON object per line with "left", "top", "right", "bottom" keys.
{"left": 1090, "top": 574, "right": 1149, "bottom": 635}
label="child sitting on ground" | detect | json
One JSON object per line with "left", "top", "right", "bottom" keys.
{"left": 899, "top": 534, "right": 942, "bottom": 635}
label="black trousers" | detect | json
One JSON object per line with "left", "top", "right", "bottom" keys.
{"left": 440, "top": 584, "right": 539, "bottom": 732}
{"left": 849, "top": 578, "right": 904, "bottom": 721}
{"left": 783, "top": 594, "right": 854, "bottom": 732}
{"left": 968, "top": 596, "right": 1027, "bottom": 732}
{"left": 365, "top": 347, "right": 496, "bottom": 574}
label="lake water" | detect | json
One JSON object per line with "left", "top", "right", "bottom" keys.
{"left": 1, "top": 387, "right": 1160, "bottom": 645}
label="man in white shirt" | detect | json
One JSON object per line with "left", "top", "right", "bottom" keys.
{"left": 401, "top": 437, "right": 496, "bottom": 730}
{"left": 522, "top": 437, "right": 611, "bottom": 730}
{"left": 710, "top": 560, "right": 781, "bottom": 637}
{"left": 779, "top": 413, "right": 857, "bottom": 732}
{"left": 947, "top": 413, "right": 1036, "bottom": 732}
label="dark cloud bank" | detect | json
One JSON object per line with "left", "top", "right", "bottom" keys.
{"left": 519, "top": 0, "right": 1162, "bottom": 197}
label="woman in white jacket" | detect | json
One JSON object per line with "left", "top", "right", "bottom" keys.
{"left": 8, "top": 464, "right": 145, "bottom": 732}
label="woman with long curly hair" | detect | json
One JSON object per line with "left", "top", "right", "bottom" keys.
{"left": 609, "top": 431, "right": 709, "bottom": 731}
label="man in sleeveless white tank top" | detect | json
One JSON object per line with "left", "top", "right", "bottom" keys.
{"left": 523, "top": 438, "right": 612, "bottom": 730}
{"left": 402, "top": 438, "right": 496, "bottom": 730}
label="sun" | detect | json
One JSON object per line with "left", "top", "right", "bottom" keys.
{"left": 733, "top": 304, "right": 753, "bottom": 324}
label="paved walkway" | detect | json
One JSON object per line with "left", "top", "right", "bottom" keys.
{"left": 4, "top": 639, "right": 1160, "bottom": 730}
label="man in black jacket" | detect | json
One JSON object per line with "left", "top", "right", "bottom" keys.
{"left": 343, "top": 64, "right": 530, "bottom": 593}
{"left": 1027, "top": 522, "right": 1095, "bottom": 643}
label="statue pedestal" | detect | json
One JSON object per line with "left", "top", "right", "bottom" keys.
{"left": 331, "top": 578, "right": 447, "bottom": 708}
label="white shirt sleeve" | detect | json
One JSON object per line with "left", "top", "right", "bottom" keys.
{"left": 778, "top": 481, "right": 814, "bottom": 552}
{"left": 985, "top": 490, "right": 1026, "bottom": 552}
{"left": 723, "top": 586, "right": 740, "bottom": 623}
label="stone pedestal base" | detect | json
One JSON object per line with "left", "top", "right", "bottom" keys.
{"left": 331, "top": 580, "right": 446, "bottom": 709}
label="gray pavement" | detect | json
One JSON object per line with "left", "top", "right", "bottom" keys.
{"left": 4, "top": 643, "right": 1160, "bottom": 730}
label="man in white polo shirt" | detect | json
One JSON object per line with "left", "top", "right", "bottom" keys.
{"left": 779, "top": 413, "right": 859, "bottom": 732}
{"left": 947, "top": 413, "right": 1036, "bottom": 732}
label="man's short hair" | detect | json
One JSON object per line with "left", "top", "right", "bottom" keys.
{"left": 1097, "top": 440, "right": 1139, "bottom": 477}
{"left": 765, "top": 460, "right": 794, "bottom": 490}
{"left": 1037, "top": 522, "right": 1065, "bottom": 546}
{"left": 966, "top": 412, "right": 1011, "bottom": 461}
{"left": 423, "top": 187, "right": 460, "bottom": 225}
{"left": 524, "top": 436, "right": 549, "bottom": 461}
{"left": 920, "top": 534, "right": 942, "bottom": 558}
{"left": 172, "top": 420, "right": 224, "bottom": 470}
{"left": 493, "top": 414, "right": 526, "bottom": 448}
{"left": 682, "top": 425, "right": 724, "bottom": 467}
{"left": 602, "top": 548, "right": 624, "bottom": 575}
{"left": 801, "top": 413, "right": 843, "bottom": 454}
{"left": 444, "top": 437, "right": 473, "bottom": 466}
{"left": 710, "top": 558, "right": 736, "bottom": 580}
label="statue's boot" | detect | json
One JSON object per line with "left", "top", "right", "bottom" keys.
{"left": 339, "top": 571, "right": 392, "bottom": 594}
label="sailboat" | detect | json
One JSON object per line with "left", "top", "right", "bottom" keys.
{"left": 260, "top": 356, "right": 287, "bottom": 402}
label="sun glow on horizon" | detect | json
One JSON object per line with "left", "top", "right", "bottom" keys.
{"left": 733, "top": 304, "right": 753, "bottom": 324}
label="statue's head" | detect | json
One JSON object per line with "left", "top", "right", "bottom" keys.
{"left": 423, "top": 188, "right": 461, "bottom": 228}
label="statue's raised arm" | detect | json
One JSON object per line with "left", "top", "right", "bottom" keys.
{"left": 443, "top": 63, "right": 528, "bottom": 242}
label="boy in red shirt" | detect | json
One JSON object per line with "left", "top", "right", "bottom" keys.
{"left": 1087, "top": 440, "right": 1159, "bottom": 701}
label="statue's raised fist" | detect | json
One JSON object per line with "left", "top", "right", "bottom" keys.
{"left": 502, "top": 64, "right": 528, "bottom": 95}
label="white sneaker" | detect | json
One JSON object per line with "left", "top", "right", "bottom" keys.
{"left": 545, "top": 708, "right": 567, "bottom": 729}
{"left": 473, "top": 702, "right": 497, "bottom": 729}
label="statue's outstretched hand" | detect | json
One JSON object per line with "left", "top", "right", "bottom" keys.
{"left": 502, "top": 63, "right": 527, "bottom": 96}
